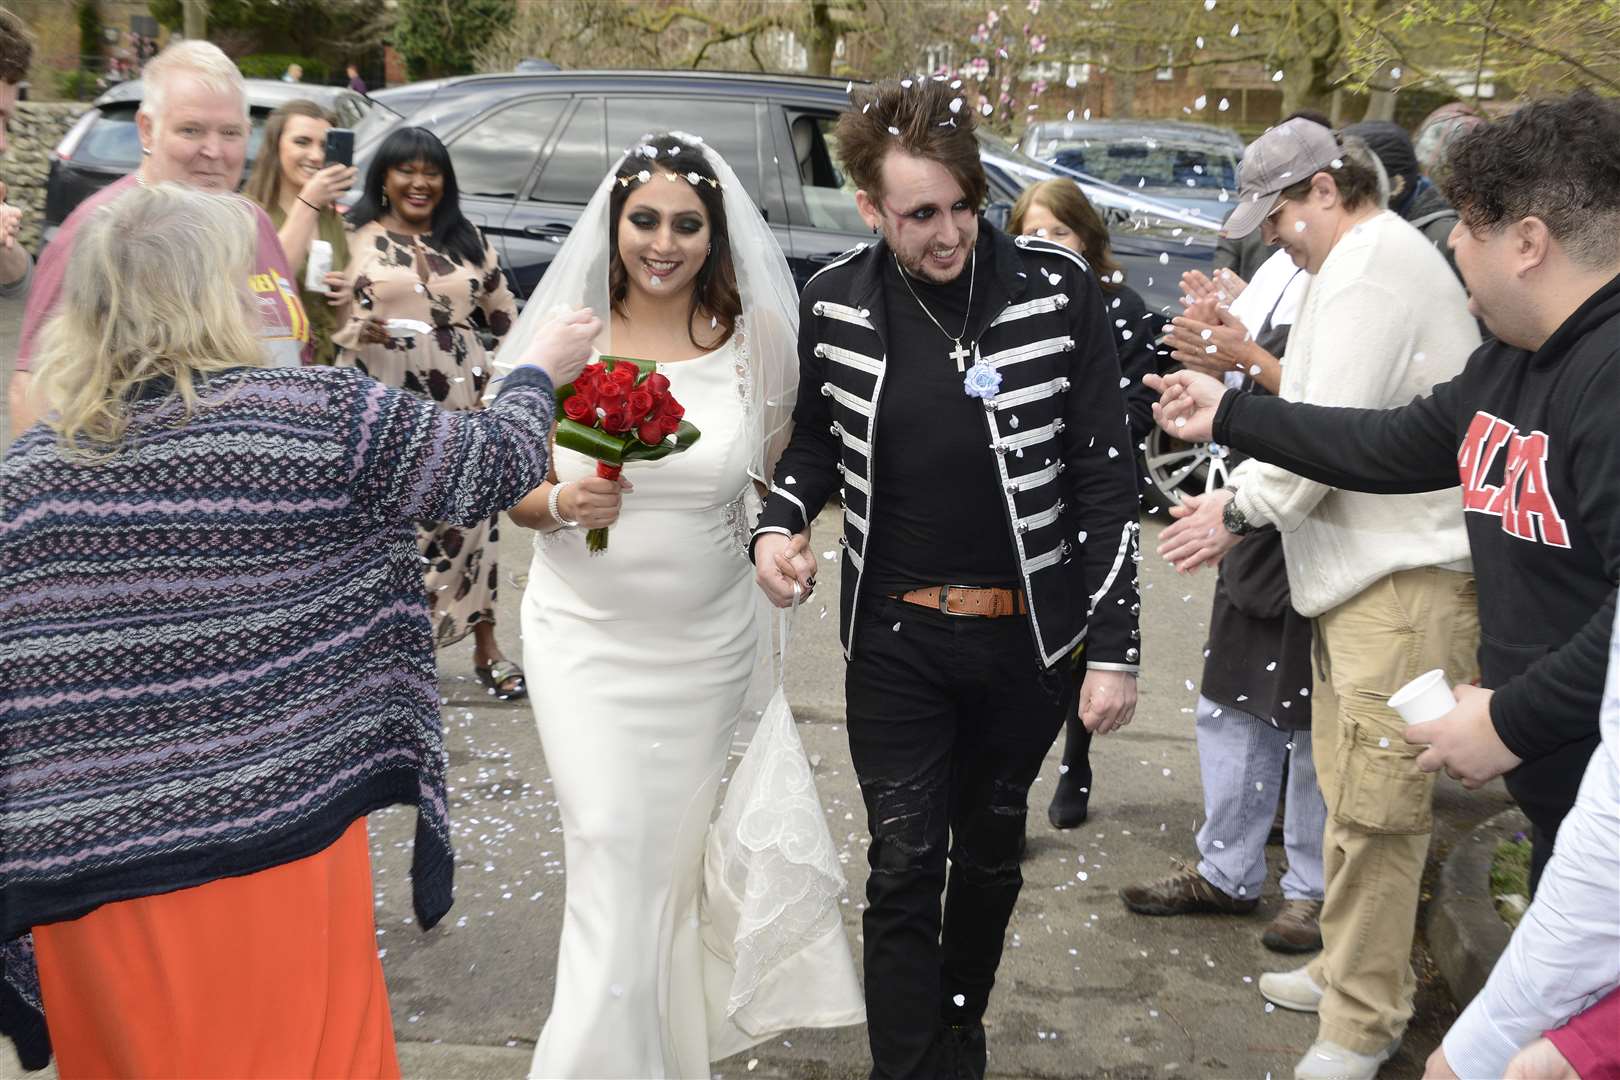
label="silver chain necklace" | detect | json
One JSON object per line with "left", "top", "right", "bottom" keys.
{"left": 894, "top": 246, "right": 977, "bottom": 372}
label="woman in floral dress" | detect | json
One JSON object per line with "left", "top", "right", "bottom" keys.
{"left": 335, "top": 126, "right": 525, "bottom": 698}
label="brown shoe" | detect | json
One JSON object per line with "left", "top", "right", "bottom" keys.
{"left": 1261, "top": 899, "right": 1324, "bottom": 954}
{"left": 1120, "top": 861, "right": 1259, "bottom": 916}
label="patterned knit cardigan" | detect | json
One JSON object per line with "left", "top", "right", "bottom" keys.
{"left": 0, "top": 363, "right": 555, "bottom": 1065}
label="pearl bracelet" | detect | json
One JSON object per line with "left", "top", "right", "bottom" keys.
{"left": 548, "top": 481, "right": 580, "bottom": 528}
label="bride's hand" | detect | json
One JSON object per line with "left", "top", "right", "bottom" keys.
{"left": 559, "top": 475, "right": 632, "bottom": 529}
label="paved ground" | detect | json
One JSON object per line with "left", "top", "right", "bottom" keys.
{"left": 1, "top": 292, "right": 1513, "bottom": 1079}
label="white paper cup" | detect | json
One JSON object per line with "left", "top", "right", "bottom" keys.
{"left": 1388, "top": 668, "right": 1456, "bottom": 726}
{"left": 304, "top": 239, "right": 333, "bottom": 293}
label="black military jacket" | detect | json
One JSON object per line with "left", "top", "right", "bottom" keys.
{"left": 754, "top": 225, "right": 1142, "bottom": 671}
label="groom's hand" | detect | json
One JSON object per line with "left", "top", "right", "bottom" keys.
{"left": 1080, "top": 669, "right": 1138, "bottom": 734}
{"left": 754, "top": 532, "right": 814, "bottom": 608}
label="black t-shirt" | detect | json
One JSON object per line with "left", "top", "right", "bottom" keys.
{"left": 861, "top": 232, "right": 1022, "bottom": 596}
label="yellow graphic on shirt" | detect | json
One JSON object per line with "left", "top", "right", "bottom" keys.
{"left": 247, "top": 269, "right": 311, "bottom": 365}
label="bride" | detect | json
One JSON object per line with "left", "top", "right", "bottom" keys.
{"left": 495, "top": 133, "right": 864, "bottom": 1078}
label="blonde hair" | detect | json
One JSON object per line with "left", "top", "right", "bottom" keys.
{"left": 32, "top": 183, "right": 268, "bottom": 457}
{"left": 139, "top": 40, "right": 248, "bottom": 129}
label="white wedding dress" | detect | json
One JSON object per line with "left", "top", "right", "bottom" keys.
{"left": 521, "top": 332, "right": 862, "bottom": 1078}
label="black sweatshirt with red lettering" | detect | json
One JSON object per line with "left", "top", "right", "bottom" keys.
{"left": 1212, "top": 273, "right": 1620, "bottom": 844}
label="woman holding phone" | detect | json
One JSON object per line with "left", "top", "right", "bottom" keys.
{"left": 243, "top": 100, "right": 356, "bottom": 363}
{"left": 333, "top": 125, "right": 526, "bottom": 699}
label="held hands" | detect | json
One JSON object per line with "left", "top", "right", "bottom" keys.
{"left": 1404, "top": 685, "right": 1523, "bottom": 789}
{"left": 1157, "top": 488, "right": 1243, "bottom": 573}
{"left": 558, "top": 475, "right": 632, "bottom": 530}
{"left": 754, "top": 531, "right": 817, "bottom": 608}
{"left": 298, "top": 163, "right": 358, "bottom": 210}
{"left": 1080, "top": 669, "right": 1137, "bottom": 734}
{"left": 1144, "top": 370, "right": 1225, "bottom": 443}
{"left": 529, "top": 307, "right": 602, "bottom": 387}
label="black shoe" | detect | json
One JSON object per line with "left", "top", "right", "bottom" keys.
{"left": 945, "top": 1022, "right": 987, "bottom": 1080}
{"left": 1047, "top": 768, "right": 1091, "bottom": 829}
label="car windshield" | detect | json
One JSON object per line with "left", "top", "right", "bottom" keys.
{"left": 1038, "top": 132, "right": 1239, "bottom": 195}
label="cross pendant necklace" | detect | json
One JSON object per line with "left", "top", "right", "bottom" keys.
{"left": 895, "top": 247, "right": 977, "bottom": 371}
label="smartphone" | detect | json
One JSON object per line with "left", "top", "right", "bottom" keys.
{"left": 323, "top": 128, "right": 355, "bottom": 168}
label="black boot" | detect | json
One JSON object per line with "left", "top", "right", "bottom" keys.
{"left": 1046, "top": 717, "right": 1092, "bottom": 829}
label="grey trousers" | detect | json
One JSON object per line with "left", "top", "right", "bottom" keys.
{"left": 1192, "top": 694, "right": 1326, "bottom": 901}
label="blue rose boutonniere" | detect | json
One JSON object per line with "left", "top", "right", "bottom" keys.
{"left": 963, "top": 359, "right": 1001, "bottom": 400}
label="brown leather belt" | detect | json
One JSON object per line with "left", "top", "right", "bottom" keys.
{"left": 895, "top": 585, "right": 1028, "bottom": 618}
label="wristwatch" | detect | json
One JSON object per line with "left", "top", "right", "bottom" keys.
{"left": 1221, "top": 488, "right": 1258, "bottom": 536}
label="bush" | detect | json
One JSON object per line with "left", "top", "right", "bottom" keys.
{"left": 55, "top": 68, "right": 100, "bottom": 101}
{"left": 235, "top": 53, "right": 330, "bottom": 84}
{"left": 1491, "top": 834, "right": 1532, "bottom": 929}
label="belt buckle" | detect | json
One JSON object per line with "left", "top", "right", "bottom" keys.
{"left": 938, "top": 584, "right": 978, "bottom": 617}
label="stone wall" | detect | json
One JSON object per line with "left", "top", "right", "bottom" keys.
{"left": 1, "top": 102, "right": 92, "bottom": 254}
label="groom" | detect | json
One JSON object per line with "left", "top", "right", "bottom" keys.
{"left": 752, "top": 76, "right": 1142, "bottom": 1079}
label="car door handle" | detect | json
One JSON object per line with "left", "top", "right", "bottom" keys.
{"left": 807, "top": 251, "right": 843, "bottom": 264}
{"left": 523, "top": 223, "right": 572, "bottom": 238}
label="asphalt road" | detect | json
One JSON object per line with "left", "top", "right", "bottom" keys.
{"left": 0, "top": 292, "right": 1512, "bottom": 1079}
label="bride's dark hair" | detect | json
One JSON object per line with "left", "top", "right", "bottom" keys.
{"left": 608, "top": 133, "right": 742, "bottom": 351}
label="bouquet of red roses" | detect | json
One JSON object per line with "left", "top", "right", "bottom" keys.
{"left": 556, "top": 356, "right": 701, "bottom": 553}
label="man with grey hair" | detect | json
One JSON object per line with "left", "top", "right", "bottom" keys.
{"left": 7, "top": 39, "right": 310, "bottom": 432}
{"left": 1149, "top": 117, "right": 1482, "bottom": 1080}
{"left": 0, "top": 5, "right": 33, "bottom": 298}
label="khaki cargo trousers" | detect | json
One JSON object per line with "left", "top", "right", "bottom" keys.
{"left": 1306, "top": 567, "right": 1480, "bottom": 1054}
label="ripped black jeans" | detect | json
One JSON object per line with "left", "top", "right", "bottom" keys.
{"left": 846, "top": 595, "right": 1076, "bottom": 1080}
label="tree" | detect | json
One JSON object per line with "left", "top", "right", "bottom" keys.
{"left": 1341, "top": 0, "right": 1620, "bottom": 101}
{"left": 394, "top": 0, "right": 516, "bottom": 80}
{"left": 149, "top": 0, "right": 393, "bottom": 65}
{"left": 76, "top": 0, "right": 102, "bottom": 69}
{"left": 476, "top": 0, "right": 878, "bottom": 77}
{"left": 182, "top": 0, "right": 206, "bottom": 40}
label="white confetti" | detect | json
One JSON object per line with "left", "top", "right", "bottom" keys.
{"left": 953, "top": 993, "right": 966, "bottom": 1007}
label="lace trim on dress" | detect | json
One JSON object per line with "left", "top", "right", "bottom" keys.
{"left": 732, "top": 314, "right": 753, "bottom": 412}
{"left": 721, "top": 495, "right": 750, "bottom": 557}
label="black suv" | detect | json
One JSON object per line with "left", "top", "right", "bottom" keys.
{"left": 356, "top": 70, "right": 1216, "bottom": 311}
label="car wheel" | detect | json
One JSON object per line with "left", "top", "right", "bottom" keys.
{"left": 1142, "top": 424, "right": 1231, "bottom": 507}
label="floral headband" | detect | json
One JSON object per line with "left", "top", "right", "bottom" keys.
{"left": 616, "top": 140, "right": 723, "bottom": 190}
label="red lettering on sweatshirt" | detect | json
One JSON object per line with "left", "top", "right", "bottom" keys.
{"left": 1457, "top": 411, "right": 1571, "bottom": 548}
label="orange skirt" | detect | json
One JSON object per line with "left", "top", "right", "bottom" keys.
{"left": 33, "top": 818, "right": 400, "bottom": 1080}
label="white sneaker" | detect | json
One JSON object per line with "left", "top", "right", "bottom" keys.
{"left": 1293, "top": 1038, "right": 1399, "bottom": 1080}
{"left": 1259, "top": 965, "right": 1324, "bottom": 1012}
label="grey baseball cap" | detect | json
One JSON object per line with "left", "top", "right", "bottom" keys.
{"left": 1222, "top": 118, "right": 1342, "bottom": 239}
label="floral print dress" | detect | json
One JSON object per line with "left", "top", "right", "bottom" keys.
{"left": 334, "top": 221, "right": 518, "bottom": 646}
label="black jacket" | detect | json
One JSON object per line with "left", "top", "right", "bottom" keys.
{"left": 1214, "top": 274, "right": 1620, "bottom": 836}
{"left": 1401, "top": 181, "right": 1461, "bottom": 280}
{"left": 754, "top": 226, "right": 1142, "bottom": 671}
{"left": 1106, "top": 282, "right": 1168, "bottom": 447}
